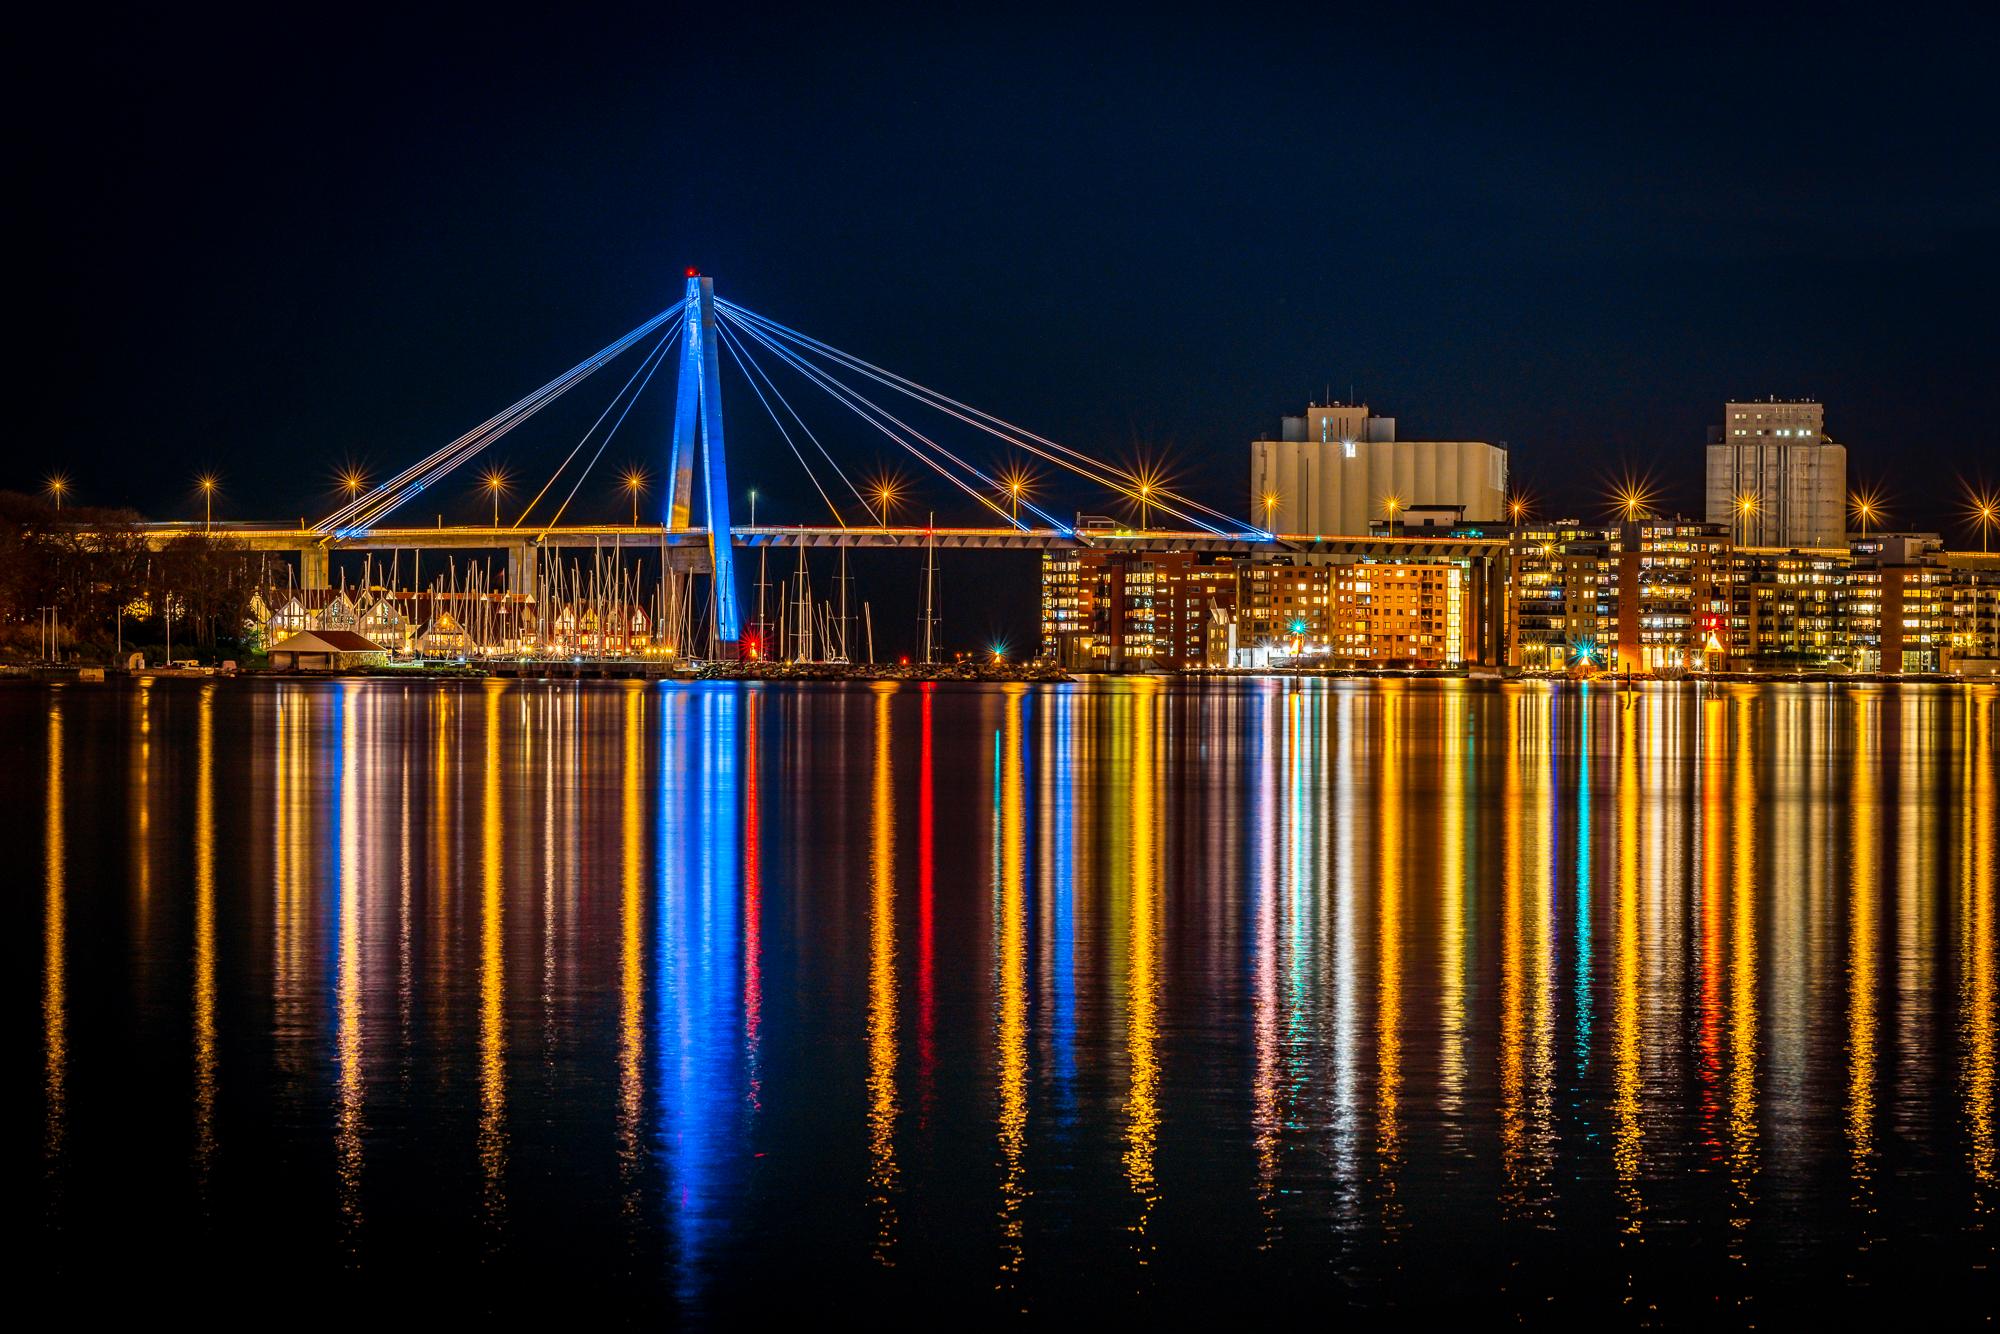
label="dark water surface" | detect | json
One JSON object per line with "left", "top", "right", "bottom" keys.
{"left": 14, "top": 678, "right": 1997, "bottom": 1322}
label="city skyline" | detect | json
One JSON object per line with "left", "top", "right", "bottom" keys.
{"left": 20, "top": 9, "right": 1997, "bottom": 543}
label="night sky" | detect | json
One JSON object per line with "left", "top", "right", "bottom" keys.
{"left": 21, "top": 6, "right": 1998, "bottom": 649}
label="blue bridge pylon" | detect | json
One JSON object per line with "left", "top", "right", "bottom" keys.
{"left": 666, "top": 272, "right": 741, "bottom": 649}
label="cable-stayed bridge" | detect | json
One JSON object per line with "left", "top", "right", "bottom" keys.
{"left": 90, "top": 273, "right": 1511, "bottom": 657}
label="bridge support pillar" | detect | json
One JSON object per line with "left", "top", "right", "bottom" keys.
{"left": 298, "top": 545, "right": 329, "bottom": 590}
{"left": 506, "top": 541, "right": 539, "bottom": 602}
{"left": 665, "top": 274, "right": 741, "bottom": 652}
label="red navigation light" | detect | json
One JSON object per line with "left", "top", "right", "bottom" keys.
{"left": 685, "top": 267, "right": 700, "bottom": 277}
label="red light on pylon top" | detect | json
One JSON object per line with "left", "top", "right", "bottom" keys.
{"left": 685, "top": 267, "right": 700, "bottom": 277}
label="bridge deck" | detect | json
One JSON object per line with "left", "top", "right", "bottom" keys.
{"left": 127, "top": 521, "right": 1510, "bottom": 557}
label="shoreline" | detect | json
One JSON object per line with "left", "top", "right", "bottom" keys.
{"left": 4, "top": 662, "right": 1986, "bottom": 688}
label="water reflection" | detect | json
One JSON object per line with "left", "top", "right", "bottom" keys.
{"left": 1123, "top": 682, "right": 1161, "bottom": 1265}
{"left": 995, "top": 685, "right": 1028, "bottom": 1288}
{"left": 336, "top": 682, "right": 366, "bottom": 1241}
{"left": 193, "top": 686, "right": 218, "bottom": 1190}
{"left": 17, "top": 677, "right": 1999, "bottom": 1317}
{"left": 865, "top": 683, "right": 899, "bottom": 1262}
{"left": 1850, "top": 697, "right": 1879, "bottom": 1217}
{"left": 42, "top": 700, "right": 65, "bottom": 1177}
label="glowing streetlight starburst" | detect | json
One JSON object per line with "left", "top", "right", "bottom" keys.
{"left": 1128, "top": 459, "right": 1172, "bottom": 530}
{"left": 1850, "top": 487, "right": 1884, "bottom": 539}
{"left": 196, "top": 472, "right": 220, "bottom": 529}
{"left": 620, "top": 465, "right": 649, "bottom": 526}
{"left": 1507, "top": 493, "right": 1530, "bottom": 525}
{"left": 337, "top": 465, "right": 368, "bottom": 499}
{"left": 871, "top": 474, "right": 904, "bottom": 528}
{"left": 1733, "top": 490, "right": 1760, "bottom": 543}
{"left": 480, "top": 464, "right": 511, "bottom": 527}
{"left": 1609, "top": 476, "right": 1657, "bottom": 523}
{"left": 998, "top": 465, "right": 1035, "bottom": 524}
{"left": 1965, "top": 483, "right": 1999, "bottom": 553}
{"left": 45, "top": 473, "right": 71, "bottom": 510}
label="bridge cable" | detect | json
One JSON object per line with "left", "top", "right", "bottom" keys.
{"left": 721, "top": 310, "right": 1042, "bottom": 529}
{"left": 535, "top": 319, "right": 683, "bottom": 533}
{"left": 724, "top": 299, "right": 1231, "bottom": 535}
{"left": 316, "top": 297, "right": 689, "bottom": 535}
{"left": 718, "top": 299, "right": 1246, "bottom": 535}
{"left": 725, "top": 311, "right": 1058, "bottom": 531}
{"left": 512, "top": 315, "right": 682, "bottom": 530}
{"left": 715, "top": 320, "right": 854, "bottom": 527}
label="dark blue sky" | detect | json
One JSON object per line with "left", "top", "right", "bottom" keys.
{"left": 23, "top": 4, "right": 1998, "bottom": 550}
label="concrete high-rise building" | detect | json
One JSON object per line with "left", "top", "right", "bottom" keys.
{"left": 1249, "top": 402, "right": 1507, "bottom": 536}
{"left": 1705, "top": 399, "right": 1847, "bottom": 547}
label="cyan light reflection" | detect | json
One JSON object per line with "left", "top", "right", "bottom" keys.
{"left": 1573, "top": 694, "right": 1594, "bottom": 1081}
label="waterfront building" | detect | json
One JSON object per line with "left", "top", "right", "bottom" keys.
{"left": 1722, "top": 545, "right": 1848, "bottom": 665}
{"left": 1846, "top": 533, "right": 1951, "bottom": 673}
{"left": 1039, "top": 549, "right": 1239, "bottom": 670}
{"left": 1042, "top": 544, "right": 1485, "bottom": 670}
{"left": 266, "top": 629, "right": 389, "bottom": 671}
{"left": 1240, "top": 561, "right": 1334, "bottom": 655}
{"left": 1706, "top": 398, "right": 1847, "bottom": 547}
{"left": 1039, "top": 550, "right": 1085, "bottom": 658}
{"left": 1249, "top": 401, "right": 1507, "bottom": 535}
{"left": 356, "top": 595, "right": 413, "bottom": 651}
{"left": 1940, "top": 556, "right": 2000, "bottom": 674}
{"left": 1331, "top": 562, "right": 1468, "bottom": 666}
{"left": 1625, "top": 519, "right": 1731, "bottom": 671}
{"left": 1507, "top": 518, "right": 1728, "bottom": 672}
{"left": 1509, "top": 523, "right": 1617, "bottom": 670}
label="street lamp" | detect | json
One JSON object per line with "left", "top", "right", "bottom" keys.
{"left": 1968, "top": 486, "right": 1997, "bottom": 553}
{"left": 621, "top": 467, "right": 648, "bottom": 526}
{"left": 339, "top": 467, "right": 367, "bottom": 501}
{"left": 1850, "top": 491, "right": 1880, "bottom": 541}
{"left": 1263, "top": 490, "right": 1281, "bottom": 533}
{"left": 1383, "top": 494, "right": 1402, "bottom": 537}
{"left": 1508, "top": 495, "right": 1528, "bottom": 526}
{"left": 197, "top": 473, "right": 219, "bottom": 531}
{"left": 874, "top": 480, "right": 898, "bottom": 530}
{"left": 1613, "top": 481, "right": 1653, "bottom": 524}
{"left": 1734, "top": 491, "right": 1759, "bottom": 546}
{"left": 46, "top": 474, "right": 69, "bottom": 511}
{"left": 481, "top": 465, "right": 510, "bottom": 528}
